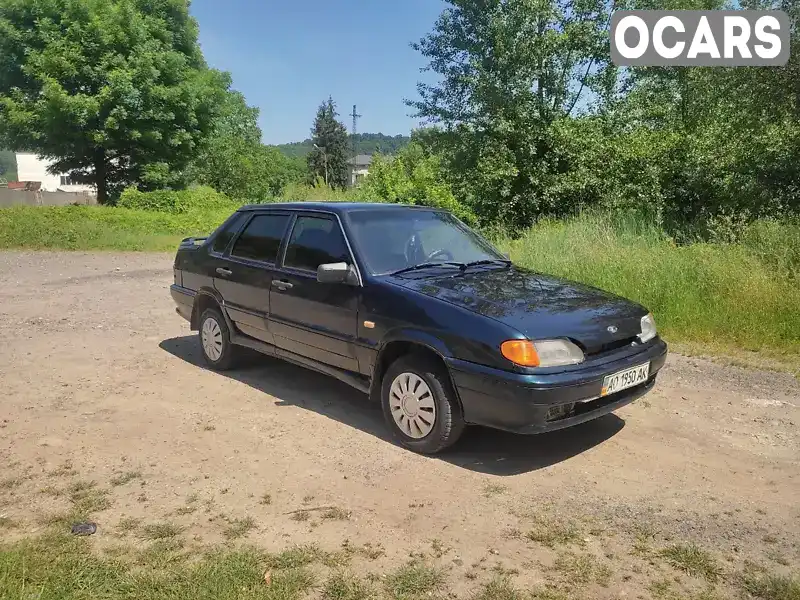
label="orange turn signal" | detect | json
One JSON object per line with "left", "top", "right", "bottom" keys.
{"left": 500, "top": 340, "right": 540, "bottom": 367}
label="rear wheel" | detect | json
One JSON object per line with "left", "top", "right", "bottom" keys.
{"left": 381, "top": 354, "right": 465, "bottom": 454}
{"left": 198, "top": 307, "right": 240, "bottom": 370}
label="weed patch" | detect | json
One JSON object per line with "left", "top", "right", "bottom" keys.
{"left": 659, "top": 544, "right": 721, "bottom": 582}
{"left": 323, "top": 571, "right": 377, "bottom": 600}
{"left": 110, "top": 470, "right": 142, "bottom": 487}
{"left": 139, "top": 522, "right": 183, "bottom": 541}
{"left": 384, "top": 561, "right": 443, "bottom": 600}
{"left": 222, "top": 516, "right": 256, "bottom": 539}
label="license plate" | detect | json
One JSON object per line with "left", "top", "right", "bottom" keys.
{"left": 601, "top": 362, "right": 650, "bottom": 396}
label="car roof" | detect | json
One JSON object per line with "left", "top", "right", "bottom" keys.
{"left": 237, "top": 201, "right": 445, "bottom": 215}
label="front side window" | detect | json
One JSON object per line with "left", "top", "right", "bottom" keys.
{"left": 230, "top": 213, "right": 291, "bottom": 262}
{"left": 346, "top": 209, "right": 504, "bottom": 275}
{"left": 284, "top": 216, "right": 350, "bottom": 272}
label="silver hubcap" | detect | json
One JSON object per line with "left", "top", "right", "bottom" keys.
{"left": 201, "top": 317, "right": 223, "bottom": 361}
{"left": 389, "top": 372, "right": 436, "bottom": 439}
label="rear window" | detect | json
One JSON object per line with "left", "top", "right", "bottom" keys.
{"left": 211, "top": 212, "right": 247, "bottom": 254}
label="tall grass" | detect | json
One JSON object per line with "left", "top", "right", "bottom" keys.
{"left": 1, "top": 202, "right": 798, "bottom": 362}
{"left": 0, "top": 204, "right": 230, "bottom": 251}
{"left": 499, "top": 212, "right": 800, "bottom": 360}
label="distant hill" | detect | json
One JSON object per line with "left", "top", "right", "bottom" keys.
{"left": 276, "top": 133, "right": 411, "bottom": 159}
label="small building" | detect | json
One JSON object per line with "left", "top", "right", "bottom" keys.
{"left": 347, "top": 154, "right": 373, "bottom": 187}
{"left": 14, "top": 152, "right": 95, "bottom": 194}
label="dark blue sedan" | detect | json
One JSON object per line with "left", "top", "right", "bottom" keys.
{"left": 170, "top": 202, "right": 667, "bottom": 454}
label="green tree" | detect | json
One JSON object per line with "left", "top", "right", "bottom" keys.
{"left": 408, "top": 0, "right": 617, "bottom": 230}
{"left": 307, "top": 97, "right": 349, "bottom": 190}
{"left": 0, "top": 150, "right": 16, "bottom": 181}
{"left": 362, "top": 141, "right": 474, "bottom": 222}
{"left": 0, "top": 0, "right": 228, "bottom": 203}
{"left": 188, "top": 90, "right": 307, "bottom": 199}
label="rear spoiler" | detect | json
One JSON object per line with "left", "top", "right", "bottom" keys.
{"left": 178, "top": 236, "right": 208, "bottom": 250}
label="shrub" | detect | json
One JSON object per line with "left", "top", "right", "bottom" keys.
{"left": 118, "top": 186, "right": 238, "bottom": 215}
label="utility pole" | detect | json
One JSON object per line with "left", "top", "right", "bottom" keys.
{"left": 350, "top": 104, "right": 361, "bottom": 161}
{"left": 350, "top": 105, "right": 362, "bottom": 187}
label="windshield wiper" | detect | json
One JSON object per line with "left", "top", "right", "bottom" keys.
{"left": 463, "top": 258, "right": 512, "bottom": 269}
{"left": 391, "top": 261, "right": 467, "bottom": 276}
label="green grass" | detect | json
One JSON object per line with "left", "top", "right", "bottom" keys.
{"left": 471, "top": 577, "right": 525, "bottom": 600}
{"left": 500, "top": 212, "right": 800, "bottom": 365}
{"left": 659, "top": 543, "right": 721, "bottom": 582}
{"left": 66, "top": 480, "right": 112, "bottom": 515}
{"left": 222, "top": 516, "right": 257, "bottom": 539}
{"left": 742, "top": 571, "right": 800, "bottom": 600}
{"left": 0, "top": 529, "right": 316, "bottom": 600}
{"left": 384, "top": 561, "right": 444, "bottom": 600}
{"left": 523, "top": 515, "right": 582, "bottom": 548}
{"left": 139, "top": 521, "right": 183, "bottom": 541}
{"left": 322, "top": 571, "right": 377, "bottom": 600}
{"left": 0, "top": 204, "right": 230, "bottom": 251}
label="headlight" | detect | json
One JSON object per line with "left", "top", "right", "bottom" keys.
{"left": 500, "top": 339, "right": 584, "bottom": 367}
{"left": 639, "top": 313, "right": 657, "bottom": 343}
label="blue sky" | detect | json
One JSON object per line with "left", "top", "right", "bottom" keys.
{"left": 190, "top": 1, "right": 446, "bottom": 145}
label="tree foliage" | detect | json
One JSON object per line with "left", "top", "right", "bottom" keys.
{"left": 307, "top": 98, "right": 350, "bottom": 190}
{"left": 408, "top": 0, "right": 617, "bottom": 230}
{"left": 0, "top": 150, "right": 16, "bottom": 181}
{"left": 277, "top": 133, "right": 410, "bottom": 159}
{"left": 408, "top": 0, "right": 800, "bottom": 236}
{"left": 187, "top": 90, "right": 307, "bottom": 199}
{"left": 0, "top": 0, "right": 228, "bottom": 203}
{"left": 361, "top": 141, "right": 475, "bottom": 222}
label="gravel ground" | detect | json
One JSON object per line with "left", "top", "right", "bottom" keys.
{"left": 0, "top": 250, "right": 797, "bottom": 598}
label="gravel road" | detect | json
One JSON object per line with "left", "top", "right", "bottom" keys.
{"left": 1, "top": 250, "right": 797, "bottom": 597}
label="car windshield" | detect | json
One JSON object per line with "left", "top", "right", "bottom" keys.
{"left": 346, "top": 208, "right": 506, "bottom": 275}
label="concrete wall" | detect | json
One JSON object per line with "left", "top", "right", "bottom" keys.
{"left": 0, "top": 188, "right": 97, "bottom": 208}
{"left": 14, "top": 152, "right": 96, "bottom": 194}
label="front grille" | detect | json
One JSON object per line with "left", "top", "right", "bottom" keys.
{"left": 588, "top": 336, "right": 639, "bottom": 357}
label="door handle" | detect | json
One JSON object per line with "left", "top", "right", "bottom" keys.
{"left": 216, "top": 267, "right": 232, "bottom": 276}
{"left": 271, "top": 280, "right": 293, "bottom": 291}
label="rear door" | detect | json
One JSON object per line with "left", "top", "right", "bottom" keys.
{"left": 268, "top": 213, "right": 361, "bottom": 372}
{"left": 213, "top": 211, "right": 292, "bottom": 345}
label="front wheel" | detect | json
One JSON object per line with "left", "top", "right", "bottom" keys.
{"left": 381, "top": 355, "right": 465, "bottom": 454}
{"left": 198, "top": 307, "right": 240, "bottom": 370}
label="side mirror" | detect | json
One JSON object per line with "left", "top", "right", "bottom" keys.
{"left": 317, "top": 262, "right": 358, "bottom": 285}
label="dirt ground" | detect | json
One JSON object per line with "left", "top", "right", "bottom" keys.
{"left": 1, "top": 250, "right": 798, "bottom": 598}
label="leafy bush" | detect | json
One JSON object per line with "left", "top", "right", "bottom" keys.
{"left": 118, "top": 186, "right": 239, "bottom": 215}
{"left": 360, "top": 142, "right": 475, "bottom": 223}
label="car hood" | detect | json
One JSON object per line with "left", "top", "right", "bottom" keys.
{"left": 388, "top": 266, "right": 647, "bottom": 355}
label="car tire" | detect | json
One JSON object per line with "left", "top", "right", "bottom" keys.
{"left": 381, "top": 354, "right": 466, "bottom": 454}
{"left": 198, "top": 307, "right": 240, "bottom": 371}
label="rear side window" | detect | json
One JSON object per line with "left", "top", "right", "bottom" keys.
{"left": 284, "top": 216, "right": 350, "bottom": 272}
{"left": 211, "top": 212, "right": 247, "bottom": 254}
{"left": 230, "top": 213, "right": 291, "bottom": 263}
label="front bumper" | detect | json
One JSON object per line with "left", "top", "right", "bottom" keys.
{"left": 447, "top": 338, "right": 667, "bottom": 434}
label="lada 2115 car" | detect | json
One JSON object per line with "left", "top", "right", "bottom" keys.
{"left": 171, "top": 202, "right": 667, "bottom": 454}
